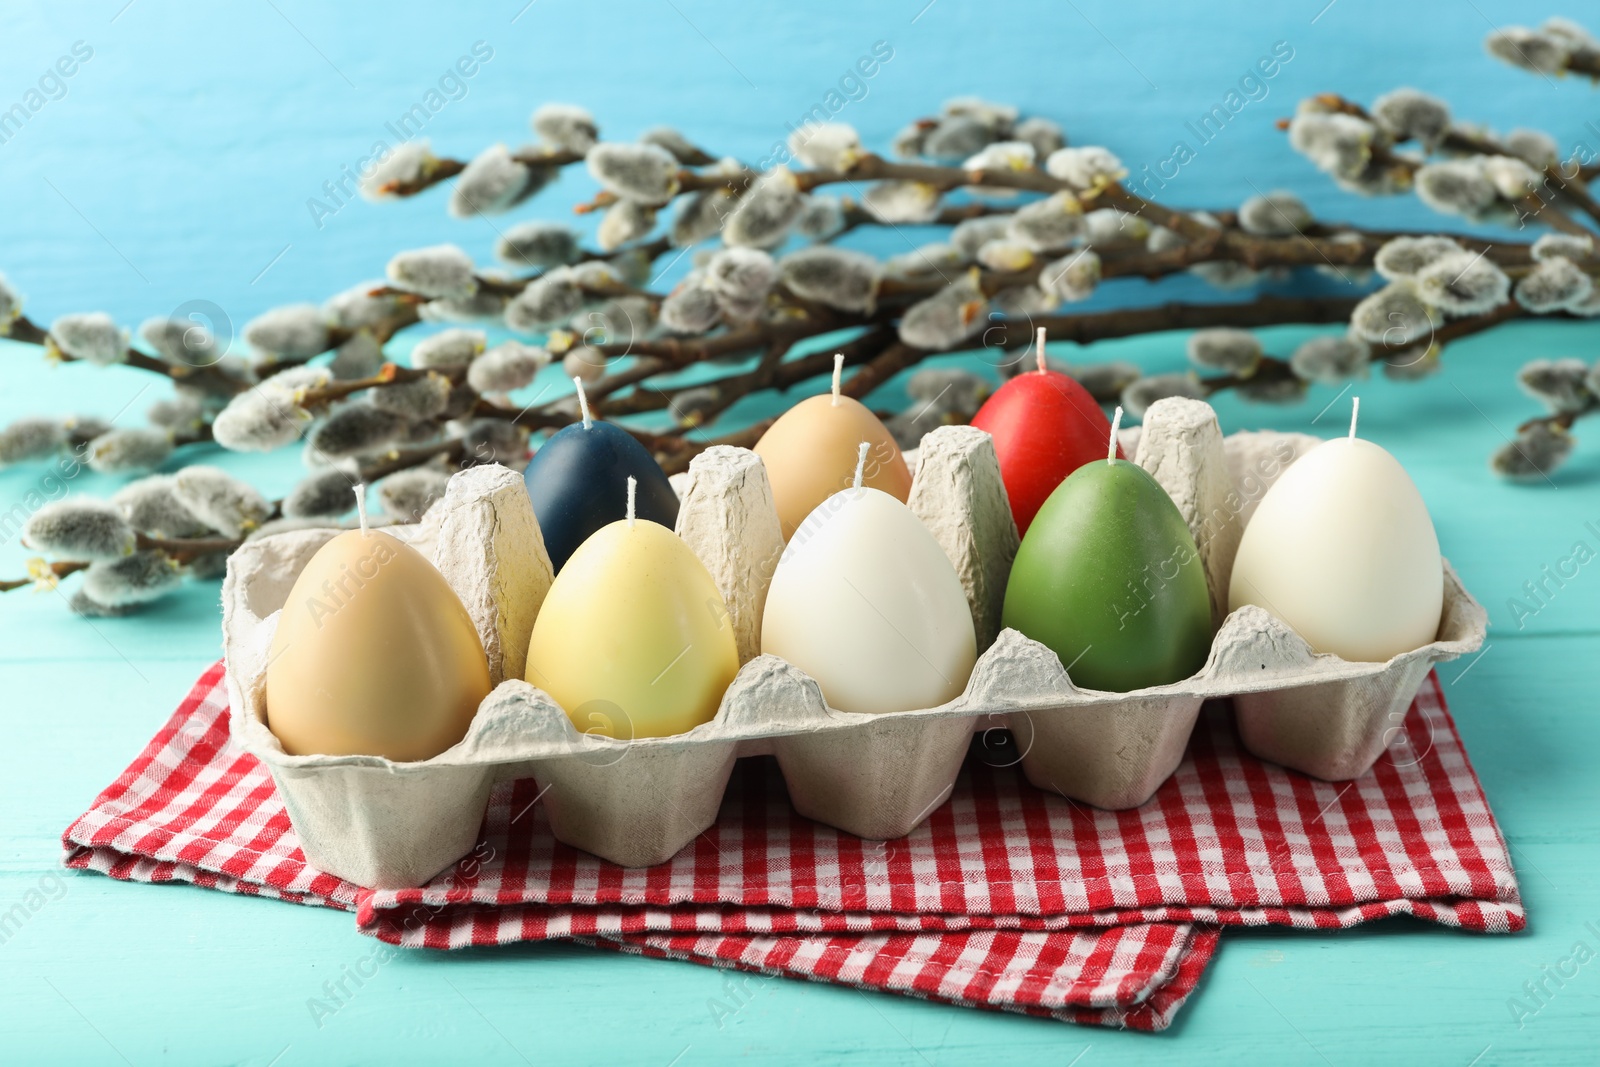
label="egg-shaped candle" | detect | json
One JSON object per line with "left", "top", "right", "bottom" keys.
{"left": 1002, "top": 408, "right": 1213, "bottom": 693}
{"left": 971, "top": 328, "right": 1122, "bottom": 535}
{"left": 1228, "top": 398, "right": 1443, "bottom": 662}
{"left": 761, "top": 443, "right": 977, "bottom": 714}
{"left": 523, "top": 377, "right": 678, "bottom": 571}
{"left": 266, "top": 490, "right": 491, "bottom": 762}
{"left": 526, "top": 478, "right": 740, "bottom": 739}
{"left": 753, "top": 354, "right": 913, "bottom": 540}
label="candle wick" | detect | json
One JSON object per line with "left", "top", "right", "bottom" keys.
{"left": 853, "top": 441, "right": 869, "bottom": 492}
{"left": 831, "top": 353, "right": 843, "bottom": 407}
{"left": 575, "top": 375, "right": 592, "bottom": 430}
{"left": 626, "top": 475, "right": 636, "bottom": 528}
{"left": 354, "top": 482, "right": 370, "bottom": 536}
{"left": 1108, "top": 406, "right": 1123, "bottom": 464}
{"left": 1349, "top": 395, "right": 1360, "bottom": 441}
{"left": 1035, "top": 325, "right": 1047, "bottom": 375}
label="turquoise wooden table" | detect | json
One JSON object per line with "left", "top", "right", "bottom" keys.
{"left": 2, "top": 1, "right": 1598, "bottom": 1063}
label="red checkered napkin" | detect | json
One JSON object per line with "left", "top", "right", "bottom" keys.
{"left": 62, "top": 664, "right": 1522, "bottom": 1031}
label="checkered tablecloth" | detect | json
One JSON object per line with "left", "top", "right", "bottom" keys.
{"left": 62, "top": 662, "right": 1522, "bottom": 1030}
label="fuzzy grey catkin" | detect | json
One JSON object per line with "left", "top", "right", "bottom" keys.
{"left": 1235, "top": 376, "right": 1309, "bottom": 405}
{"left": 597, "top": 199, "right": 657, "bottom": 251}
{"left": 949, "top": 216, "right": 1010, "bottom": 260}
{"left": 793, "top": 195, "right": 847, "bottom": 240}
{"left": 1415, "top": 159, "right": 1499, "bottom": 218}
{"left": 1289, "top": 336, "right": 1371, "bottom": 384}
{"left": 706, "top": 247, "right": 777, "bottom": 304}
{"left": 897, "top": 273, "right": 986, "bottom": 350}
{"left": 1516, "top": 357, "right": 1594, "bottom": 414}
{"left": 172, "top": 465, "right": 271, "bottom": 538}
{"left": 24, "top": 499, "right": 136, "bottom": 561}
{"left": 49, "top": 312, "right": 124, "bottom": 366}
{"left": 778, "top": 246, "right": 881, "bottom": 312}
{"left": 86, "top": 428, "right": 173, "bottom": 474}
{"left": 1413, "top": 251, "right": 1511, "bottom": 316}
{"left": 0, "top": 418, "right": 66, "bottom": 465}
{"left": 1515, "top": 256, "right": 1596, "bottom": 313}
{"left": 211, "top": 366, "right": 326, "bottom": 452}
{"left": 461, "top": 419, "right": 527, "bottom": 467}
{"left": 323, "top": 280, "right": 408, "bottom": 332}
{"left": 639, "top": 125, "right": 703, "bottom": 163}
{"left": 1371, "top": 88, "right": 1451, "bottom": 148}
{"left": 919, "top": 115, "right": 996, "bottom": 161}
{"left": 563, "top": 346, "right": 607, "bottom": 383}
{"left": 579, "top": 296, "right": 654, "bottom": 348}
{"left": 358, "top": 140, "right": 435, "bottom": 199}
{"left": 787, "top": 122, "right": 861, "bottom": 170}
{"left": 451, "top": 144, "right": 550, "bottom": 218}
{"left": 495, "top": 221, "right": 581, "bottom": 268}
{"left": 962, "top": 140, "right": 1036, "bottom": 174}
{"left": 660, "top": 277, "right": 723, "bottom": 334}
{"left": 377, "top": 467, "right": 452, "bottom": 522}
{"left": 139, "top": 317, "right": 217, "bottom": 366}
{"left": 1120, "top": 373, "right": 1207, "bottom": 418}
{"left": 1491, "top": 421, "right": 1573, "bottom": 480}
{"left": 370, "top": 374, "right": 452, "bottom": 420}
{"left": 1044, "top": 145, "right": 1126, "bottom": 189}
{"left": 411, "top": 327, "right": 486, "bottom": 369}
{"left": 1186, "top": 329, "right": 1263, "bottom": 374}
{"left": 1350, "top": 282, "right": 1439, "bottom": 345}
{"left": 722, "top": 168, "right": 804, "bottom": 247}
{"left": 975, "top": 240, "right": 1035, "bottom": 273}
{"left": 1531, "top": 233, "right": 1594, "bottom": 262}
{"left": 1006, "top": 192, "right": 1085, "bottom": 251}
{"left": 861, "top": 180, "right": 942, "bottom": 224}
{"left": 1238, "top": 191, "right": 1312, "bottom": 236}
{"left": 283, "top": 468, "right": 358, "bottom": 519}
{"left": 1039, "top": 250, "right": 1101, "bottom": 303}
{"left": 531, "top": 103, "right": 598, "bottom": 153}
{"left": 81, "top": 550, "right": 182, "bottom": 608}
{"left": 242, "top": 304, "right": 331, "bottom": 360}
{"left": 1374, "top": 236, "right": 1463, "bottom": 280}
{"left": 1505, "top": 127, "right": 1559, "bottom": 169}
{"left": 1286, "top": 112, "right": 1374, "bottom": 179}
{"left": 306, "top": 404, "right": 410, "bottom": 460}
{"left": 419, "top": 289, "right": 508, "bottom": 324}
{"left": 672, "top": 187, "right": 738, "bottom": 246}
{"left": 112, "top": 476, "right": 212, "bottom": 538}
{"left": 0, "top": 271, "right": 22, "bottom": 328}
{"left": 1485, "top": 27, "right": 1569, "bottom": 75}
{"left": 585, "top": 141, "right": 680, "bottom": 205}
{"left": 467, "top": 341, "right": 549, "bottom": 394}
{"left": 504, "top": 268, "right": 585, "bottom": 332}
{"left": 1013, "top": 116, "right": 1065, "bottom": 159}
{"left": 386, "top": 244, "right": 477, "bottom": 300}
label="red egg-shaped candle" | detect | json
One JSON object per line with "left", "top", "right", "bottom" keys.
{"left": 971, "top": 329, "right": 1122, "bottom": 535}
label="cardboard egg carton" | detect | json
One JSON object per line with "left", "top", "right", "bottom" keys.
{"left": 222, "top": 397, "right": 1485, "bottom": 887}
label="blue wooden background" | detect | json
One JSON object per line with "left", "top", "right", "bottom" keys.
{"left": 2, "top": 1, "right": 1598, "bottom": 1063}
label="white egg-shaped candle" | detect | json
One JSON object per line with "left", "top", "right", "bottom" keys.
{"left": 761, "top": 444, "right": 977, "bottom": 714}
{"left": 1227, "top": 399, "right": 1443, "bottom": 663}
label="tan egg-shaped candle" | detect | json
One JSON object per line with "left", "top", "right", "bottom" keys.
{"left": 753, "top": 355, "right": 913, "bottom": 540}
{"left": 525, "top": 505, "right": 740, "bottom": 739}
{"left": 1227, "top": 400, "right": 1444, "bottom": 663}
{"left": 266, "top": 529, "right": 491, "bottom": 762}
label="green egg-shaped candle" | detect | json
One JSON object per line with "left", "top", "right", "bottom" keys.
{"left": 1001, "top": 412, "right": 1213, "bottom": 692}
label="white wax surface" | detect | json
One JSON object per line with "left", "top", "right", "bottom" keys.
{"left": 761, "top": 487, "right": 977, "bottom": 714}
{"left": 1227, "top": 436, "right": 1444, "bottom": 663}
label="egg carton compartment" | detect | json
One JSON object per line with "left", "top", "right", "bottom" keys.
{"left": 222, "top": 399, "right": 1485, "bottom": 885}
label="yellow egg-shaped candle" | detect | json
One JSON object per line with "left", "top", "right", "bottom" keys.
{"left": 753, "top": 355, "right": 913, "bottom": 540}
{"left": 267, "top": 529, "right": 491, "bottom": 762}
{"left": 525, "top": 503, "right": 740, "bottom": 739}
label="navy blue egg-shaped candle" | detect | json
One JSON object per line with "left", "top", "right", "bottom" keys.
{"left": 524, "top": 378, "right": 679, "bottom": 571}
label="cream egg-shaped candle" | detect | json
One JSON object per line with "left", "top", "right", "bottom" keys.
{"left": 526, "top": 478, "right": 740, "bottom": 739}
{"left": 267, "top": 491, "right": 491, "bottom": 762}
{"left": 761, "top": 444, "right": 977, "bottom": 714}
{"left": 753, "top": 354, "right": 913, "bottom": 540}
{"left": 1228, "top": 399, "right": 1444, "bottom": 663}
